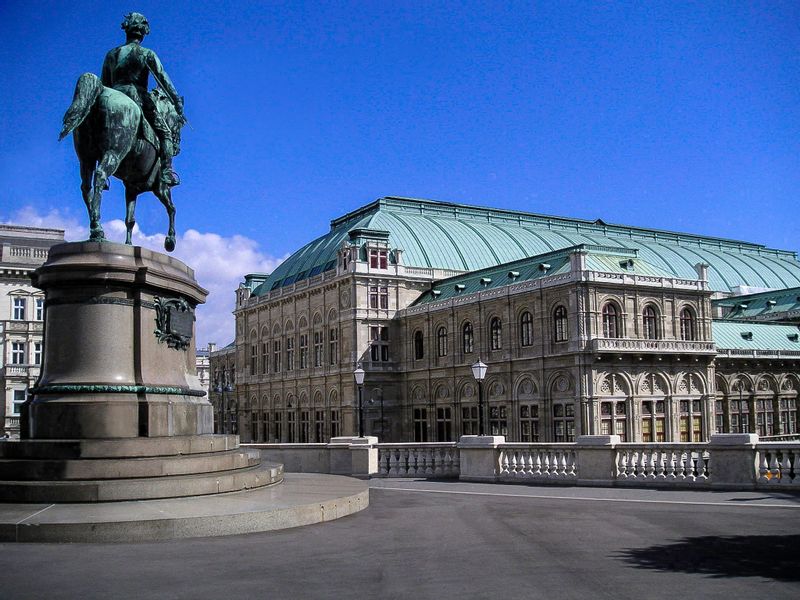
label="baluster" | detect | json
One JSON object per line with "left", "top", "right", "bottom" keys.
{"left": 683, "top": 452, "right": 694, "bottom": 481}
{"left": 654, "top": 448, "right": 666, "bottom": 480}
{"left": 665, "top": 450, "right": 677, "bottom": 480}
{"left": 512, "top": 451, "right": 521, "bottom": 477}
{"left": 453, "top": 449, "right": 461, "bottom": 476}
{"left": 637, "top": 450, "right": 648, "bottom": 480}
{"left": 432, "top": 448, "right": 443, "bottom": 477}
{"left": 565, "top": 451, "right": 576, "bottom": 478}
{"left": 616, "top": 450, "right": 626, "bottom": 479}
{"left": 498, "top": 450, "right": 509, "bottom": 475}
{"left": 443, "top": 448, "right": 454, "bottom": 476}
{"left": 542, "top": 452, "right": 552, "bottom": 478}
{"left": 523, "top": 450, "right": 534, "bottom": 477}
{"left": 378, "top": 449, "right": 389, "bottom": 476}
{"left": 768, "top": 452, "right": 780, "bottom": 485}
{"left": 698, "top": 450, "right": 709, "bottom": 480}
{"left": 558, "top": 451, "right": 567, "bottom": 478}
{"left": 404, "top": 448, "right": 414, "bottom": 476}
{"left": 533, "top": 451, "right": 542, "bottom": 477}
{"left": 758, "top": 453, "right": 770, "bottom": 484}
{"left": 388, "top": 449, "right": 399, "bottom": 477}
{"left": 425, "top": 448, "right": 435, "bottom": 476}
{"left": 645, "top": 449, "right": 656, "bottom": 479}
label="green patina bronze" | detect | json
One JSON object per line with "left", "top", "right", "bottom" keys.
{"left": 29, "top": 384, "right": 207, "bottom": 397}
{"left": 59, "top": 12, "right": 186, "bottom": 253}
{"left": 154, "top": 296, "right": 193, "bottom": 350}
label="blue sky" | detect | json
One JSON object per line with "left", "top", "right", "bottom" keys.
{"left": 1, "top": 1, "right": 799, "bottom": 343}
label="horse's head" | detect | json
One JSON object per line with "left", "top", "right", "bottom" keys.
{"left": 151, "top": 88, "right": 185, "bottom": 155}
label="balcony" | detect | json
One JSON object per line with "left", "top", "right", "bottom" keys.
{"left": 591, "top": 338, "right": 716, "bottom": 355}
{"left": 2, "top": 365, "right": 32, "bottom": 377}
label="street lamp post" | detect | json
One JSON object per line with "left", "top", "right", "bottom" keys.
{"left": 354, "top": 365, "right": 365, "bottom": 438}
{"left": 471, "top": 359, "right": 488, "bottom": 436}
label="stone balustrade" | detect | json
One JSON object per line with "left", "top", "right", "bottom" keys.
{"left": 243, "top": 434, "right": 800, "bottom": 491}
{"left": 376, "top": 443, "right": 460, "bottom": 478}
{"left": 614, "top": 444, "right": 710, "bottom": 485}
{"left": 498, "top": 445, "right": 577, "bottom": 482}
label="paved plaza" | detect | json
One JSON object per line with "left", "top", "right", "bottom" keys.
{"left": 1, "top": 480, "right": 798, "bottom": 599}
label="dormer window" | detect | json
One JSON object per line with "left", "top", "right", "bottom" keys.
{"left": 370, "top": 249, "right": 388, "bottom": 269}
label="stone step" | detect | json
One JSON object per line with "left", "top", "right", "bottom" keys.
{"left": 0, "top": 448, "right": 261, "bottom": 481}
{"left": 0, "top": 435, "right": 239, "bottom": 460}
{"left": 0, "top": 473, "right": 367, "bottom": 543}
{"left": 0, "top": 461, "right": 283, "bottom": 503}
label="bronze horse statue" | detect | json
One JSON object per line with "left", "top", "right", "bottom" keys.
{"left": 59, "top": 72, "right": 184, "bottom": 252}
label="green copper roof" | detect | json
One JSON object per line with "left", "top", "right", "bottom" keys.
{"left": 411, "top": 245, "right": 670, "bottom": 306}
{"left": 712, "top": 286, "right": 800, "bottom": 321}
{"left": 253, "top": 197, "right": 800, "bottom": 295}
{"left": 712, "top": 321, "right": 800, "bottom": 351}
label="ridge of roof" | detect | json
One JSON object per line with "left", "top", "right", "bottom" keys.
{"left": 371, "top": 196, "right": 797, "bottom": 258}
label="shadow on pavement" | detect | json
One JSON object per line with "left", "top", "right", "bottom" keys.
{"left": 617, "top": 534, "right": 800, "bottom": 582}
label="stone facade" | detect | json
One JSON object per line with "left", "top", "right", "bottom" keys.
{"left": 211, "top": 199, "right": 800, "bottom": 443}
{"left": 0, "top": 224, "right": 64, "bottom": 437}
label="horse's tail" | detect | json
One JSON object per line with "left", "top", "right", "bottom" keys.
{"left": 59, "top": 73, "right": 104, "bottom": 141}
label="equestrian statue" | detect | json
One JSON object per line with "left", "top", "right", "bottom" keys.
{"left": 59, "top": 12, "right": 186, "bottom": 252}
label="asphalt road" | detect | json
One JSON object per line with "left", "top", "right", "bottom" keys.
{"left": 1, "top": 480, "right": 798, "bottom": 600}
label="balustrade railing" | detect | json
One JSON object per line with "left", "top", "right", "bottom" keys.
{"left": 376, "top": 443, "right": 460, "bottom": 478}
{"left": 757, "top": 443, "right": 800, "bottom": 488}
{"left": 498, "top": 445, "right": 577, "bottom": 481}
{"left": 615, "top": 444, "right": 710, "bottom": 484}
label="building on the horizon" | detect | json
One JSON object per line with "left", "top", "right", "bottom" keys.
{"left": 0, "top": 224, "right": 65, "bottom": 437}
{"left": 209, "top": 197, "right": 800, "bottom": 443}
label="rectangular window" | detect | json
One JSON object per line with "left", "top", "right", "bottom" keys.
{"left": 251, "top": 411, "right": 258, "bottom": 442}
{"left": 12, "top": 298, "right": 25, "bottom": 320}
{"left": 275, "top": 416, "right": 283, "bottom": 442}
{"left": 287, "top": 411, "right": 296, "bottom": 442}
{"left": 369, "top": 249, "right": 388, "bottom": 269}
{"left": 369, "top": 286, "right": 378, "bottom": 309}
{"left": 33, "top": 342, "right": 42, "bottom": 366}
{"left": 262, "top": 412, "right": 269, "bottom": 441}
{"left": 35, "top": 298, "right": 44, "bottom": 321}
{"left": 11, "top": 342, "right": 25, "bottom": 365}
{"left": 436, "top": 407, "right": 452, "bottom": 441}
{"left": 520, "top": 404, "right": 540, "bottom": 442}
{"left": 462, "top": 406, "right": 478, "bottom": 436}
{"left": 250, "top": 344, "right": 257, "bottom": 374}
{"left": 273, "top": 340, "right": 281, "bottom": 373}
{"left": 12, "top": 389, "right": 26, "bottom": 415}
{"left": 553, "top": 402, "right": 576, "bottom": 442}
{"left": 330, "top": 409, "right": 340, "bottom": 438}
{"left": 299, "top": 334, "right": 308, "bottom": 369}
{"left": 329, "top": 329, "right": 338, "bottom": 365}
{"left": 489, "top": 405, "right": 508, "bottom": 437}
{"left": 380, "top": 286, "right": 388, "bottom": 309}
{"left": 315, "top": 409, "right": 325, "bottom": 442}
{"left": 300, "top": 410, "right": 311, "bottom": 443}
{"left": 261, "top": 343, "right": 268, "bottom": 375}
{"left": 285, "top": 337, "right": 294, "bottom": 371}
{"left": 680, "top": 400, "right": 705, "bottom": 441}
{"left": 370, "top": 326, "right": 389, "bottom": 363}
{"left": 413, "top": 408, "right": 428, "bottom": 442}
{"left": 313, "top": 331, "right": 323, "bottom": 367}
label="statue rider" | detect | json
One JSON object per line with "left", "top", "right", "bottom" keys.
{"left": 101, "top": 12, "right": 184, "bottom": 187}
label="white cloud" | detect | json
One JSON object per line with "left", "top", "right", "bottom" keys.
{"left": 3, "top": 206, "right": 285, "bottom": 349}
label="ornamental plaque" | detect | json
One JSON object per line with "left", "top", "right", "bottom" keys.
{"left": 154, "top": 296, "right": 193, "bottom": 350}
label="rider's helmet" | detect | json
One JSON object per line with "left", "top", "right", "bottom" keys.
{"left": 121, "top": 12, "right": 150, "bottom": 38}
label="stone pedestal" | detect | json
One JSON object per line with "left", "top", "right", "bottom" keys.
{"left": 25, "top": 241, "right": 211, "bottom": 439}
{"left": 457, "top": 435, "right": 505, "bottom": 482}
{"left": 0, "top": 242, "right": 283, "bottom": 505}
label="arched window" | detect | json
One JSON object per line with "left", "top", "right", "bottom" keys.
{"left": 519, "top": 311, "right": 533, "bottom": 347}
{"left": 553, "top": 305, "right": 568, "bottom": 342}
{"left": 414, "top": 330, "right": 424, "bottom": 360}
{"left": 602, "top": 302, "right": 620, "bottom": 338}
{"left": 642, "top": 305, "right": 659, "bottom": 340}
{"left": 680, "top": 307, "right": 696, "bottom": 341}
{"left": 490, "top": 317, "right": 502, "bottom": 350}
{"left": 462, "top": 322, "right": 474, "bottom": 354}
{"left": 437, "top": 326, "right": 448, "bottom": 357}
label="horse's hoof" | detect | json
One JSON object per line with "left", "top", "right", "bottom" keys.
{"left": 164, "top": 236, "right": 176, "bottom": 252}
